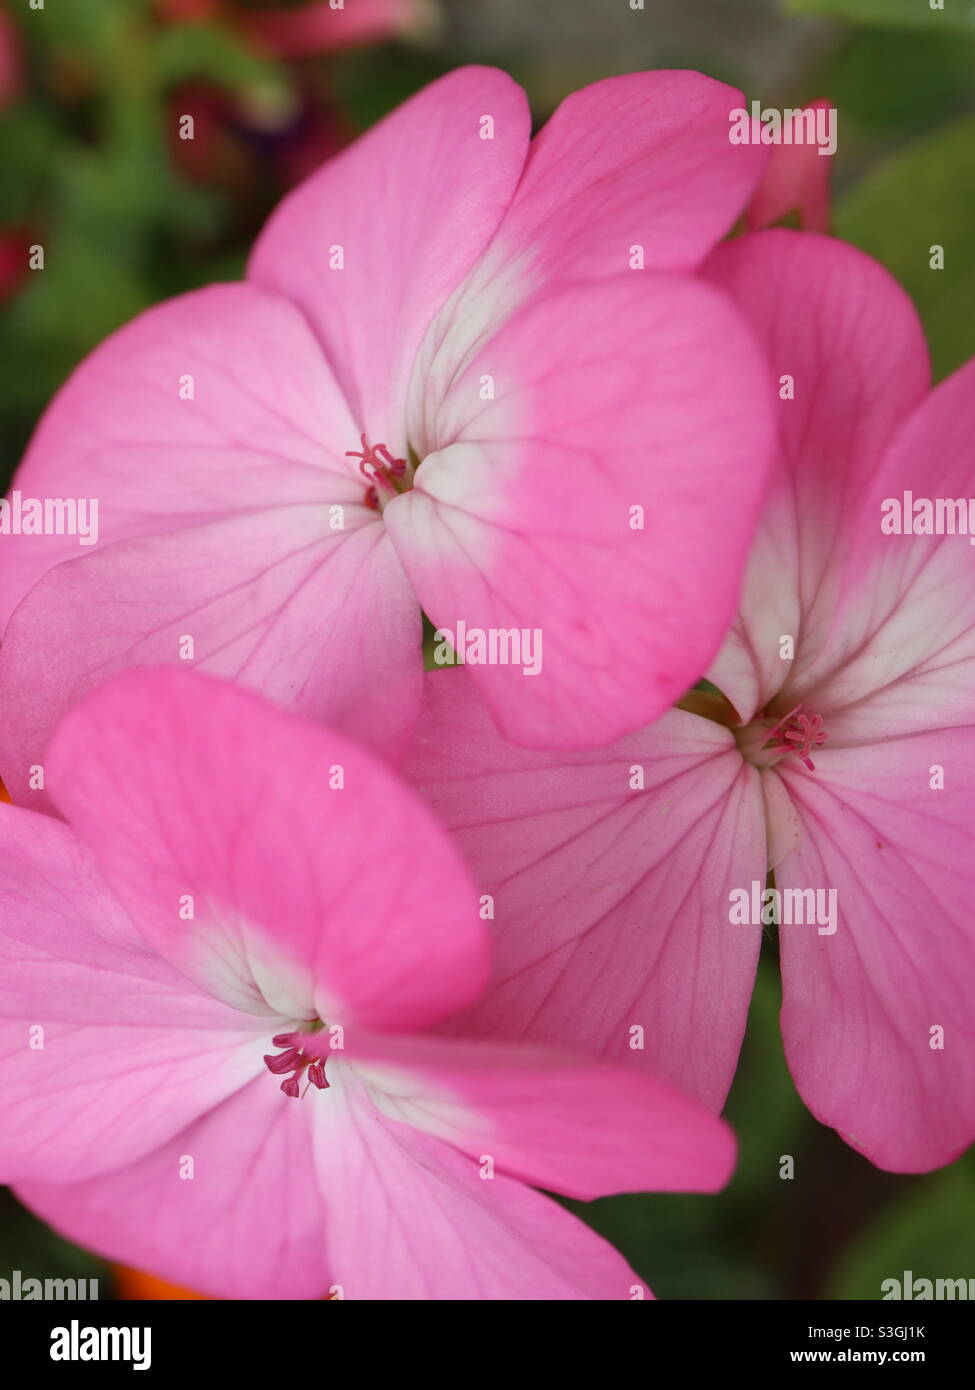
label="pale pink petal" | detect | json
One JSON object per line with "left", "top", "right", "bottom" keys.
{"left": 0, "top": 283, "right": 360, "bottom": 633}
{"left": 43, "top": 669, "right": 488, "bottom": 1031}
{"left": 0, "top": 282, "right": 424, "bottom": 757}
{"left": 342, "top": 1029, "right": 737, "bottom": 1199}
{"left": 746, "top": 101, "right": 834, "bottom": 234}
{"left": 702, "top": 230, "right": 930, "bottom": 724}
{"left": 0, "top": 802, "right": 265, "bottom": 1184}
{"left": 248, "top": 67, "right": 530, "bottom": 451}
{"left": 402, "top": 671, "right": 765, "bottom": 1109}
{"left": 773, "top": 733, "right": 975, "bottom": 1171}
{"left": 0, "top": 509, "right": 421, "bottom": 805}
{"left": 799, "top": 359, "right": 975, "bottom": 742}
{"left": 391, "top": 275, "right": 775, "bottom": 748}
{"left": 311, "top": 1069, "right": 654, "bottom": 1300}
{"left": 16, "top": 1078, "right": 329, "bottom": 1300}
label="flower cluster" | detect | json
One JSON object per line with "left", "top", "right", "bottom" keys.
{"left": 0, "top": 65, "right": 972, "bottom": 1300}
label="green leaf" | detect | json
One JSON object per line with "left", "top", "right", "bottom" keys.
{"left": 785, "top": 0, "right": 975, "bottom": 30}
{"left": 564, "top": 1188, "right": 774, "bottom": 1299}
{"left": 0, "top": 234, "right": 153, "bottom": 428}
{"left": 828, "top": 1160, "right": 975, "bottom": 1299}
{"left": 150, "top": 22, "right": 289, "bottom": 99}
{"left": 563, "top": 960, "right": 801, "bottom": 1300}
{"left": 0, "top": 1190, "right": 106, "bottom": 1286}
{"left": 332, "top": 46, "right": 454, "bottom": 134}
{"left": 812, "top": 27, "right": 975, "bottom": 141}
{"left": 723, "top": 957, "right": 807, "bottom": 1201}
{"left": 0, "top": 110, "right": 60, "bottom": 222}
{"left": 836, "top": 116, "right": 975, "bottom": 378}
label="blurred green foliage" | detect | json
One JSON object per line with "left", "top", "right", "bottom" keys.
{"left": 786, "top": 0, "right": 975, "bottom": 30}
{"left": 0, "top": 1187, "right": 106, "bottom": 1287}
{"left": 0, "top": 0, "right": 973, "bottom": 1300}
{"left": 814, "top": 27, "right": 975, "bottom": 142}
{"left": 829, "top": 1163, "right": 975, "bottom": 1298}
{"left": 1, "top": 1, "right": 263, "bottom": 461}
{"left": 838, "top": 117, "right": 975, "bottom": 378}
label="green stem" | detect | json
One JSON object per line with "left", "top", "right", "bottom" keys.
{"left": 674, "top": 687, "right": 740, "bottom": 726}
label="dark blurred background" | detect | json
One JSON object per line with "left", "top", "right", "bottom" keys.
{"left": 1, "top": 0, "right": 973, "bottom": 1299}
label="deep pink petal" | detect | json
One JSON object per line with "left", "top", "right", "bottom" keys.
{"left": 249, "top": 66, "right": 530, "bottom": 451}
{"left": 43, "top": 669, "right": 489, "bottom": 1031}
{"left": 773, "top": 734, "right": 975, "bottom": 1171}
{"left": 488, "top": 70, "right": 768, "bottom": 282}
{"left": 402, "top": 671, "right": 765, "bottom": 1109}
{"left": 392, "top": 274, "right": 775, "bottom": 748}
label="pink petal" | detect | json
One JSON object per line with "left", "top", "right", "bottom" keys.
{"left": 311, "top": 1069, "right": 655, "bottom": 1300}
{"left": 402, "top": 671, "right": 765, "bottom": 1109}
{"left": 701, "top": 230, "right": 930, "bottom": 724}
{"left": 0, "top": 510, "right": 422, "bottom": 806}
{"left": 488, "top": 70, "right": 769, "bottom": 282}
{"left": 42, "top": 668, "right": 489, "bottom": 1031}
{"left": 773, "top": 735, "right": 975, "bottom": 1171}
{"left": 0, "top": 801, "right": 264, "bottom": 1184}
{"left": 248, "top": 66, "right": 530, "bottom": 451}
{"left": 16, "top": 1078, "right": 329, "bottom": 1300}
{"left": 390, "top": 274, "right": 775, "bottom": 748}
{"left": 342, "top": 1028, "right": 737, "bottom": 1200}
{"left": 19, "top": 1055, "right": 655, "bottom": 1300}
{"left": 746, "top": 101, "right": 835, "bottom": 234}
{"left": 800, "top": 358, "right": 975, "bottom": 742}
{"left": 0, "top": 283, "right": 360, "bottom": 634}
{"left": 0, "top": 282, "right": 425, "bottom": 764}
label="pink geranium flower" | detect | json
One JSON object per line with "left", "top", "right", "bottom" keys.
{"left": 0, "top": 667, "right": 735, "bottom": 1299}
{"left": 0, "top": 67, "right": 772, "bottom": 807}
{"left": 402, "top": 230, "right": 975, "bottom": 1174}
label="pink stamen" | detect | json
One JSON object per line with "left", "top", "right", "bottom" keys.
{"left": 765, "top": 704, "right": 828, "bottom": 771}
{"left": 262, "top": 1046, "right": 301, "bottom": 1075}
{"left": 346, "top": 433, "right": 408, "bottom": 508}
{"left": 263, "top": 1032, "right": 330, "bottom": 1099}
